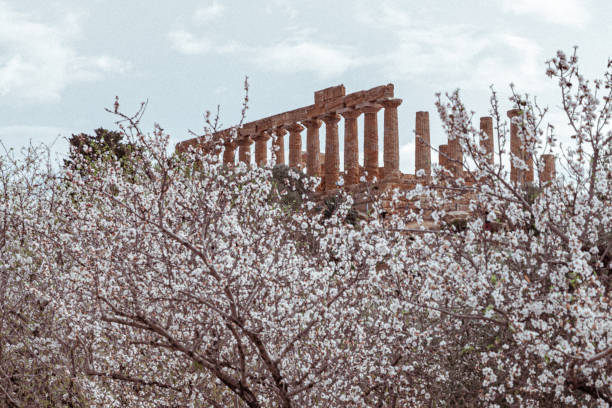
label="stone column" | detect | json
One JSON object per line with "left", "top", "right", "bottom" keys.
{"left": 508, "top": 109, "right": 534, "bottom": 184}
{"left": 362, "top": 104, "right": 382, "bottom": 181}
{"left": 508, "top": 109, "right": 521, "bottom": 183}
{"left": 341, "top": 109, "right": 361, "bottom": 186}
{"left": 526, "top": 148, "right": 534, "bottom": 183}
{"left": 222, "top": 140, "right": 237, "bottom": 166}
{"left": 448, "top": 136, "right": 463, "bottom": 178}
{"left": 272, "top": 128, "right": 286, "bottom": 165}
{"left": 439, "top": 144, "right": 449, "bottom": 170}
{"left": 303, "top": 119, "right": 322, "bottom": 177}
{"left": 382, "top": 99, "right": 402, "bottom": 179}
{"left": 255, "top": 131, "right": 271, "bottom": 166}
{"left": 286, "top": 123, "right": 304, "bottom": 169}
{"left": 322, "top": 113, "right": 341, "bottom": 191}
{"left": 540, "top": 154, "right": 556, "bottom": 183}
{"left": 479, "top": 116, "right": 494, "bottom": 165}
{"left": 238, "top": 137, "right": 253, "bottom": 165}
{"left": 415, "top": 111, "right": 431, "bottom": 177}
{"left": 447, "top": 115, "right": 463, "bottom": 177}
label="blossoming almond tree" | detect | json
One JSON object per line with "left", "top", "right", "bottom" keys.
{"left": 380, "top": 48, "right": 611, "bottom": 406}
{"left": 0, "top": 49, "right": 609, "bottom": 407}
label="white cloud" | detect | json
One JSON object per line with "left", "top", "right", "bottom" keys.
{"left": 470, "top": 34, "right": 544, "bottom": 91}
{"left": 0, "top": 2, "right": 129, "bottom": 103}
{"left": 350, "top": 1, "right": 558, "bottom": 93}
{"left": 389, "top": 25, "right": 490, "bottom": 77}
{"left": 194, "top": 1, "right": 225, "bottom": 22}
{"left": 354, "top": 0, "right": 412, "bottom": 27}
{"left": 500, "top": 0, "right": 590, "bottom": 27}
{"left": 87, "top": 56, "right": 131, "bottom": 75}
{"left": 265, "top": 0, "right": 298, "bottom": 19}
{"left": 168, "top": 30, "right": 212, "bottom": 54}
{"left": 382, "top": 22, "right": 545, "bottom": 92}
{"left": 169, "top": 27, "right": 364, "bottom": 78}
{"left": 169, "top": 3, "right": 367, "bottom": 78}
{"left": 254, "top": 41, "right": 363, "bottom": 78}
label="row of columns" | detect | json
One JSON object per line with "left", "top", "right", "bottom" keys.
{"left": 222, "top": 98, "right": 403, "bottom": 191}
{"left": 222, "top": 105, "right": 556, "bottom": 188}
{"left": 437, "top": 111, "right": 555, "bottom": 183}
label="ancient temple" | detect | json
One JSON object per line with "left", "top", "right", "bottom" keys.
{"left": 176, "top": 84, "right": 556, "bottom": 192}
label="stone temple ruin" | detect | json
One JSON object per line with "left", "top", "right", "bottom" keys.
{"left": 176, "top": 84, "right": 556, "bottom": 207}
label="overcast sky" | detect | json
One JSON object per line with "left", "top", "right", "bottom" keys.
{"left": 1, "top": 0, "right": 610, "bottom": 172}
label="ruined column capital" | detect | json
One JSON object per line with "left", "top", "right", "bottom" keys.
{"left": 255, "top": 131, "right": 271, "bottom": 141}
{"left": 286, "top": 123, "right": 305, "bottom": 133}
{"left": 341, "top": 109, "right": 362, "bottom": 120}
{"left": 360, "top": 103, "right": 383, "bottom": 114}
{"left": 380, "top": 98, "right": 402, "bottom": 109}
{"left": 223, "top": 140, "right": 237, "bottom": 149}
{"left": 302, "top": 118, "right": 322, "bottom": 129}
{"left": 507, "top": 109, "right": 522, "bottom": 118}
{"left": 321, "top": 113, "right": 341, "bottom": 125}
{"left": 274, "top": 127, "right": 287, "bottom": 137}
{"left": 236, "top": 136, "right": 253, "bottom": 146}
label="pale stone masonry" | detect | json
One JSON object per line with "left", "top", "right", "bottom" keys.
{"left": 237, "top": 137, "right": 252, "bottom": 165}
{"left": 415, "top": 111, "right": 431, "bottom": 177}
{"left": 222, "top": 140, "right": 236, "bottom": 166}
{"left": 273, "top": 128, "right": 286, "bottom": 165}
{"left": 341, "top": 110, "right": 361, "bottom": 186}
{"left": 177, "top": 84, "right": 557, "bottom": 194}
{"left": 303, "top": 119, "right": 322, "bottom": 177}
{"left": 323, "top": 114, "right": 341, "bottom": 190}
{"left": 382, "top": 99, "right": 402, "bottom": 179}
{"left": 255, "top": 131, "right": 270, "bottom": 166}
{"left": 540, "top": 154, "right": 556, "bottom": 183}
{"left": 448, "top": 136, "right": 463, "bottom": 178}
{"left": 439, "top": 144, "right": 449, "bottom": 170}
{"left": 362, "top": 104, "right": 382, "bottom": 182}
{"left": 315, "top": 85, "right": 346, "bottom": 105}
{"left": 446, "top": 115, "right": 463, "bottom": 178}
{"left": 479, "top": 117, "right": 494, "bottom": 165}
{"left": 508, "top": 109, "right": 535, "bottom": 184}
{"left": 287, "top": 123, "right": 304, "bottom": 169}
